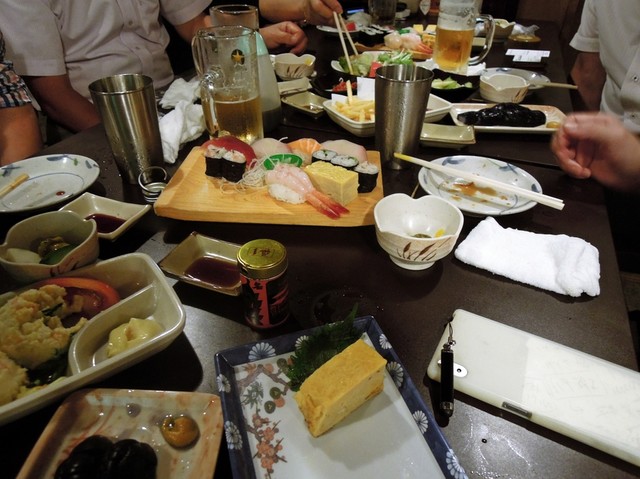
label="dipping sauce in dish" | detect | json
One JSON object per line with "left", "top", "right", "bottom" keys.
{"left": 185, "top": 256, "right": 240, "bottom": 288}
{"left": 86, "top": 213, "right": 126, "bottom": 234}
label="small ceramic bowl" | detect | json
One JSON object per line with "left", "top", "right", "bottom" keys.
{"left": 430, "top": 68, "right": 480, "bottom": 103}
{"left": 0, "top": 210, "right": 99, "bottom": 283}
{"left": 59, "top": 193, "right": 151, "bottom": 241}
{"left": 374, "top": 194, "right": 464, "bottom": 270}
{"left": 493, "top": 19, "right": 516, "bottom": 40}
{"left": 480, "top": 73, "right": 529, "bottom": 103}
{"left": 274, "top": 53, "right": 316, "bottom": 80}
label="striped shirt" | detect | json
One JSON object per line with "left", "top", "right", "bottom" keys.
{"left": 0, "top": 31, "right": 32, "bottom": 108}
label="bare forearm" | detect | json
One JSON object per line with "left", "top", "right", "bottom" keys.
{"left": 26, "top": 75, "right": 100, "bottom": 133}
{"left": 0, "top": 104, "right": 42, "bottom": 165}
{"left": 571, "top": 52, "right": 606, "bottom": 111}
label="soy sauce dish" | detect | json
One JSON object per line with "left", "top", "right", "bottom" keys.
{"left": 59, "top": 193, "right": 151, "bottom": 241}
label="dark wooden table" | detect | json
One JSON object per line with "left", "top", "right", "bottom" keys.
{"left": 1, "top": 20, "right": 638, "bottom": 479}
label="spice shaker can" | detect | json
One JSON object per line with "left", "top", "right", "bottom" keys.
{"left": 237, "top": 239, "right": 290, "bottom": 328}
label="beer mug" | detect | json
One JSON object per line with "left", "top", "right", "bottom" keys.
{"left": 191, "top": 26, "right": 263, "bottom": 142}
{"left": 210, "top": 4, "right": 259, "bottom": 29}
{"left": 434, "top": 0, "right": 494, "bottom": 74}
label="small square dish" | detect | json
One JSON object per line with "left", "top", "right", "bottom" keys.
{"left": 281, "top": 91, "right": 326, "bottom": 118}
{"left": 159, "top": 232, "right": 242, "bottom": 296}
{"left": 59, "top": 192, "right": 151, "bottom": 241}
{"left": 420, "top": 123, "right": 476, "bottom": 149}
{"left": 424, "top": 94, "right": 452, "bottom": 123}
{"left": 17, "top": 388, "right": 223, "bottom": 479}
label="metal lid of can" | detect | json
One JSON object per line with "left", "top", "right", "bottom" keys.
{"left": 237, "top": 239, "right": 288, "bottom": 279}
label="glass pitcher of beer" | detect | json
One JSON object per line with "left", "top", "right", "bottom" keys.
{"left": 192, "top": 26, "right": 263, "bottom": 143}
{"left": 433, "top": 0, "right": 494, "bottom": 74}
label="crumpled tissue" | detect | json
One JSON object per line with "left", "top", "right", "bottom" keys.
{"left": 454, "top": 217, "right": 600, "bottom": 297}
{"left": 159, "top": 77, "right": 200, "bottom": 109}
{"left": 159, "top": 100, "right": 205, "bottom": 164}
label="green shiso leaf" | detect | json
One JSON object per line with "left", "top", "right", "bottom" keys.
{"left": 286, "top": 305, "right": 362, "bottom": 391}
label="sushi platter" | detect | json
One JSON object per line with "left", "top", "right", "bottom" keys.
{"left": 154, "top": 147, "right": 384, "bottom": 226}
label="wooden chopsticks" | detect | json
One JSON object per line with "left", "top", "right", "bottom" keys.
{"left": 0, "top": 173, "right": 29, "bottom": 198}
{"left": 333, "top": 11, "right": 358, "bottom": 75}
{"left": 395, "top": 153, "right": 565, "bottom": 210}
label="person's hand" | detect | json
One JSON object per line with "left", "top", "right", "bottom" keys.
{"left": 260, "top": 22, "right": 308, "bottom": 55}
{"left": 303, "top": 0, "right": 343, "bottom": 26}
{"left": 551, "top": 112, "right": 640, "bottom": 192}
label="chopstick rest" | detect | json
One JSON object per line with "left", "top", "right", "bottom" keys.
{"left": 454, "top": 217, "right": 600, "bottom": 297}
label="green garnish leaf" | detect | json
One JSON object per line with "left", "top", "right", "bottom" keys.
{"left": 286, "top": 305, "right": 362, "bottom": 391}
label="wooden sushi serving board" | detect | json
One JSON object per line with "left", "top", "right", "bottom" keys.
{"left": 154, "top": 146, "right": 384, "bottom": 226}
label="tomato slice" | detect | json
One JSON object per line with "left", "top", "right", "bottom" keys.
{"left": 368, "top": 61, "right": 382, "bottom": 78}
{"left": 35, "top": 277, "right": 121, "bottom": 318}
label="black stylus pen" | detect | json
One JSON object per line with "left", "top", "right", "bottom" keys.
{"left": 440, "top": 323, "right": 455, "bottom": 417}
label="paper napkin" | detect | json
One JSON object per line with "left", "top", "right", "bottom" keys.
{"left": 159, "top": 100, "right": 205, "bottom": 164}
{"left": 455, "top": 217, "right": 600, "bottom": 297}
{"left": 159, "top": 77, "right": 200, "bottom": 109}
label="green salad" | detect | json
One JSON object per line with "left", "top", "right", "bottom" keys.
{"left": 338, "top": 51, "right": 413, "bottom": 77}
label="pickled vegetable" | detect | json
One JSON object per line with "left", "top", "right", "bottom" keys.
{"left": 160, "top": 414, "right": 200, "bottom": 448}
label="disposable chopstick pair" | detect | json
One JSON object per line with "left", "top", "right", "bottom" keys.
{"left": 333, "top": 11, "right": 358, "bottom": 75}
{"left": 395, "top": 153, "right": 565, "bottom": 210}
{"left": 0, "top": 173, "right": 29, "bottom": 198}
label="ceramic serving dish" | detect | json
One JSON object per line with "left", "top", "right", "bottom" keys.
{"left": 374, "top": 193, "right": 464, "bottom": 270}
{"left": 274, "top": 53, "right": 316, "bottom": 80}
{"left": 420, "top": 124, "right": 476, "bottom": 149}
{"left": 0, "top": 210, "right": 99, "bottom": 283}
{"left": 17, "top": 388, "right": 223, "bottom": 479}
{"left": 59, "top": 192, "right": 151, "bottom": 241}
{"left": 281, "top": 91, "right": 326, "bottom": 118}
{"left": 324, "top": 94, "right": 452, "bottom": 137}
{"left": 0, "top": 253, "right": 186, "bottom": 426}
{"left": 159, "top": 232, "right": 242, "bottom": 296}
{"left": 430, "top": 68, "right": 480, "bottom": 103}
{"left": 480, "top": 73, "right": 529, "bottom": 103}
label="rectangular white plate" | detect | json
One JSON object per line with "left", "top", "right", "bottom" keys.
{"left": 215, "top": 316, "right": 466, "bottom": 478}
{"left": 450, "top": 103, "right": 566, "bottom": 134}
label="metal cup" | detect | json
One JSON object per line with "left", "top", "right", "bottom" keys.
{"left": 89, "top": 74, "right": 163, "bottom": 184}
{"left": 375, "top": 65, "right": 434, "bottom": 170}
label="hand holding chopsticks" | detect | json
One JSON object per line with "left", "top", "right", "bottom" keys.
{"left": 395, "top": 153, "right": 565, "bottom": 210}
{"left": 333, "top": 11, "right": 358, "bottom": 75}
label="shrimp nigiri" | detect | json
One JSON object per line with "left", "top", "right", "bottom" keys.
{"left": 265, "top": 164, "right": 349, "bottom": 219}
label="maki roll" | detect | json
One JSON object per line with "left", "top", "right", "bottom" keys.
{"left": 312, "top": 149, "right": 337, "bottom": 163}
{"left": 330, "top": 155, "right": 359, "bottom": 170}
{"left": 202, "top": 136, "right": 256, "bottom": 182}
{"left": 355, "top": 161, "right": 379, "bottom": 193}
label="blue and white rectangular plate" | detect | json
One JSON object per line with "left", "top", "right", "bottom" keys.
{"left": 214, "top": 316, "right": 467, "bottom": 479}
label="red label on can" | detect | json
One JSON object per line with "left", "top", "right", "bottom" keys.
{"left": 240, "top": 270, "right": 289, "bottom": 328}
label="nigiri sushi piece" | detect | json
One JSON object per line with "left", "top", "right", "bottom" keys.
{"left": 320, "top": 139, "right": 368, "bottom": 165}
{"left": 251, "top": 138, "right": 292, "bottom": 162}
{"left": 265, "top": 164, "right": 349, "bottom": 219}
{"left": 288, "top": 138, "right": 322, "bottom": 165}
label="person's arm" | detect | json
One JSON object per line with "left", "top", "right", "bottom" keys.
{"left": 0, "top": 104, "right": 42, "bottom": 165}
{"left": 570, "top": 52, "right": 606, "bottom": 111}
{"left": 25, "top": 74, "right": 100, "bottom": 133}
{"left": 258, "top": 0, "right": 343, "bottom": 26}
{"left": 551, "top": 112, "right": 640, "bottom": 192}
{"left": 260, "top": 22, "right": 308, "bottom": 54}
{"left": 172, "top": 13, "right": 210, "bottom": 42}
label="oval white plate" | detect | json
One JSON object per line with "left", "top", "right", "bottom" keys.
{"left": 419, "top": 155, "right": 542, "bottom": 216}
{"left": 0, "top": 154, "right": 100, "bottom": 213}
{"left": 317, "top": 24, "right": 362, "bottom": 35}
{"left": 481, "top": 67, "right": 551, "bottom": 90}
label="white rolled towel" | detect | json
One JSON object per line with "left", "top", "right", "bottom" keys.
{"left": 454, "top": 217, "right": 600, "bottom": 297}
{"left": 159, "top": 100, "right": 205, "bottom": 164}
{"left": 159, "top": 77, "right": 200, "bottom": 109}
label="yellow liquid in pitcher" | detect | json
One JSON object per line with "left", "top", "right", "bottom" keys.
{"left": 214, "top": 92, "right": 263, "bottom": 144}
{"left": 434, "top": 27, "right": 474, "bottom": 73}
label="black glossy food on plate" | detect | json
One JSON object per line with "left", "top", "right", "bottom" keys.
{"left": 457, "top": 103, "right": 546, "bottom": 127}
